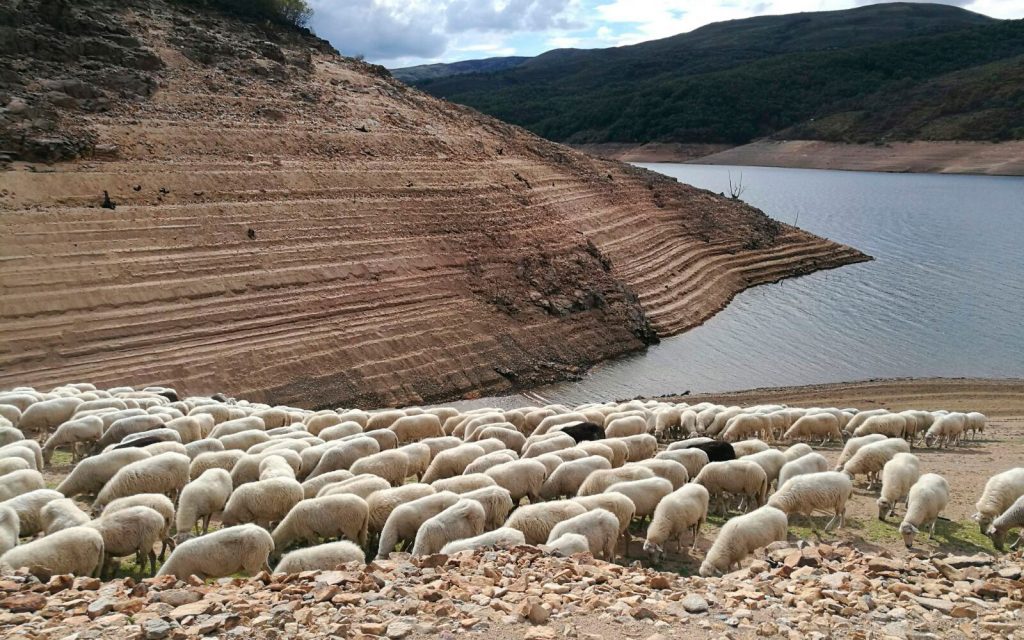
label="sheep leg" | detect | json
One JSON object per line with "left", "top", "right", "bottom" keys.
{"left": 147, "top": 549, "right": 157, "bottom": 576}
{"left": 928, "top": 519, "right": 938, "bottom": 539}
{"left": 1009, "top": 534, "right": 1023, "bottom": 550}
{"left": 202, "top": 514, "right": 211, "bottom": 534}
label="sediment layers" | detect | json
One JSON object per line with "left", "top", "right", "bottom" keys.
{"left": 0, "top": 0, "right": 867, "bottom": 408}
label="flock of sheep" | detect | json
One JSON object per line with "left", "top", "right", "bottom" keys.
{"left": 0, "top": 382, "right": 1019, "bottom": 584}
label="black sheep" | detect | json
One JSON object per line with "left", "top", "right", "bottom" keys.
{"left": 557, "top": 421, "right": 605, "bottom": 443}
{"left": 688, "top": 441, "right": 736, "bottom": 463}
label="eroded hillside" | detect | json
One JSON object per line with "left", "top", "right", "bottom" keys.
{"left": 0, "top": 0, "right": 867, "bottom": 408}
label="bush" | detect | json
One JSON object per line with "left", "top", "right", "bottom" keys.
{"left": 177, "top": 0, "right": 313, "bottom": 28}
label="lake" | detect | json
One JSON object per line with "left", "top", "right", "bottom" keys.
{"left": 518, "top": 164, "right": 1024, "bottom": 406}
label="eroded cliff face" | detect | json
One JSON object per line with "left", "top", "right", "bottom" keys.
{"left": 0, "top": 0, "right": 867, "bottom": 408}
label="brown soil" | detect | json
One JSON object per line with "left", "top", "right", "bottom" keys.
{"left": 0, "top": 1, "right": 865, "bottom": 410}
{"left": 585, "top": 139, "right": 1024, "bottom": 176}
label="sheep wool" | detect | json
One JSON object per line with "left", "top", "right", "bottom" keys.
{"left": 768, "top": 471, "right": 853, "bottom": 530}
{"left": 410, "top": 498, "right": 486, "bottom": 556}
{"left": 275, "top": 540, "right": 365, "bottom": 573}
{"left": 546, "top": 508, "right": 619, "bottom": 561}
{"left": 0, "top": 525, "right": 104, "bottom": 578}
{"left": 877, "top": 453, "right": 921, "bottom": 520}
{"left": 699, "top": 506, "right": 788, "bottom": 577}
{"left": 440, "top": 527, "right": 526, "bottom": 554}
{"left": 643, "top": 484, "right": 710, "bottom": 563}
{"left": 271, "top": 493, "right": 369, "bottom": 554}
{"left": 900, "top": 473, "right": 950, "bottom": 548}
{"left": 157, "top": 524, "right": 274, "bottom": 579}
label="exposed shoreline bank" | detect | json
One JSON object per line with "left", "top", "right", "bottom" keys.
{"left": 575, "top": 140, "right": 1024, "bottom": 176}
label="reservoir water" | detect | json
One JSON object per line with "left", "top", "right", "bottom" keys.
{"left": 524, "top": 164, "right": 1024, "bottom": 405}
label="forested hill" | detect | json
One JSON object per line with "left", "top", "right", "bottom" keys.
{"left": 402, "top": 3, "right": 1024, "bottom": 145}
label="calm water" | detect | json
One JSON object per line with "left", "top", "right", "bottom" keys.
{"left": 521, "top": 164, "right": 1024, "bottom": 406}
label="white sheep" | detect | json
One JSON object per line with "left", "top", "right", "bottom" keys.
{"left": 3, "top": 489, "right": 63, "bottom": 536}
{"left": 440, "top": 527, "right": 526, "bottom": 554}
{"left": 389, "top": 414, "right": 443, "bottom": 443}
{"left": 101, "top": 493, "right": 176, "bottom": 560}
{"left": 0, "top": 525, "right": 104, "bottom": 578}
{"left": 504, "top": 500, "right": 587, "bottom": 545}
{"left": 157, "top": 524, "right": 273, "bottom": 579}
{"left": 221, "top": 477, "right": 303, "bottom": 528}
{"left": 0, "top": 458, "right": 29, "bottom": 477}
{"left": 95, "top": 414, "right": 166, "bottom": 451}
{"left": 619, "top": 434, "right": 658, "bottom": 462}
{"left": 355, "top": 428, "right": 399, "bottom": 452}
{"left": 784, "top": 414, "right": 842, "bottom": 444}
{"left": 852, "top": 414, "right": 907, "bottom": 441}
{"left": 189, "top": 449, "right": 244, "bottom": 480}
{"left": 655, "top": 448, "right": 709, "bottom": 478}
{"left": 575, "top": 441, "right": 614, "bottom": 465}
{"left": 271, "top": 493, "right": 369, "bottom": 554}
{"left": 965, "top": 412, "right": 987, "bottom": 440}
{"left": 474, "top": 426, "right": 526, "bottom": 452}
{"left": 844, "top": 408, "right": 891, "bottom": 435}
{"left": 577, "top": 466, "right": 655, "bottom": 496}
{"left": 231, "top": 450, "right": 302, "bottom": 487}
{"left": 734, "top": 448, "right": 787, "bottom": 488}
{"left": 55, "top": 448, "right": 152, "bottom": 498}
{"left": 209, "top": 416, "right": 266, "bottom": 440}
{"left": 184, "top": 438, "right": 225, "bottom": 460}
{"left": 643, "top": 484, "right": 709, "bottom": 563}
{"left": 376, "top": 491, "right": 460, "bottom": 559}
{"left": 572, "top": 493, "right": 636, "bottom": 540}
{"left": 40, "top": 498, "right": 90, "bottom": 535}
{"left": 694, "top": 460, "right": 768, "bottom": 515}
{"left": 841, "top": 438, "right": 910, "bottom": 488}
{"left": 18, "top": 397, "right": 84, "bottom": 433}
{"left": 411, "top": 498, "right": 485, "bottom": 556}
{"left": 777, "top": 452, "right": 829, "bottom": 487}
{"left": 834, "top": 433, "right": 887, "bottom": 470}
{"left": 666, "top": 437, "right": 715, "bottom": 451}
{"left": 731, "top": 439, "right": 769, "bottom": 458}
{"left": 604, "top": 476, "right": 673, "bottom": 520}
{"left": 41, "top": 415, "right": 103, "bottom": 464}
{"left": 176, "top": 468, "right": 232, "bottom": 537}
{"left": 275, "top": 540, "right": 365, "bottom": 573}
{"left": 219, "top": 429, "right": 271, "bottom": 452}
{"left": 545, "top": 532, "right": 590, "bottom": 557}
{"left": 899, "top": 473, "right": 950, "bottom": 548}
{"left": 605, "top": 416, "right": 648, "bottom": 438}
{"left": 319, "top": 422, "right": 364, "bottom": 441}
{"left": 461, "top": 486, "right": 515, "bottom": 531}
{"left": 349, "top": 450, "right": 410, "bottom": 486}
{"left": 0, "top": 469, "right": 44, "bottom": 502}
{"left": 546, "top": 508, "right": 619, "bottom": 560}
{"left": 431, "top": 473, "right": 497, "bottom": 494}
{"left": 318, "top": 474, "right": 390, "bottom": 500}
{"left": 699, "top": 506, "right": 788, "bottom": 577}
{"left": 540, "top": 455, "right": 611, "bottom": 499}
{"left": 0, "top": 506, "right": 17, "bottom": 556}
{"left": 522, "top": 433, "right": 575, "bottom": 459}
{"left": 987, "top": 494, "right": 1024, "bottom": 551}
{"left": 397, "top": 443, "right": 431, "bottom": 480}
{"left": 365, "top": 483, "right": 436, "bottom": 534}
{"left": 768, "top": 471, "right": 853, "bottom": 530}
{"left": 462, "top": 450, "right": 517, "bottom": 475}
{"left": 925, "top": 413, "right": 967, "bottom": 448}
{"left": 877, "top": 453, "right": 921, "bottom": 520}
{"left": 301, "top": 470, "right": 356, "bottom": 499}
{"left": 0, "top": 442, "right": 41, "bottom": 470}
{"left": 259, "top": 454, "right": 298, "bottom": 481}
{"left": 88, "top": 505, "right": 166, "bottom": 577}
{"left": 93, "top": 452, "right": 190, "bottom": 511}
{"left": 722, "top": 414, "right": 769, "bottom": 443}
{"left": 782, "top": 443, "right": 813, "bottom": 463}
{"left": 973, "top": 467, "right": 1024, "bottom": 534}
{"left": 484, "top": 459, "right": 547, "bottom": 504}
{"left": 420, "top": 444, "right": 485, "bottom": 483}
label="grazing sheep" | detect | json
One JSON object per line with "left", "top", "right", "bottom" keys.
{"left": 694, "top": 460, "right": 769, "bottom": 515}
{"left": 484, "top": 459, "right": 548, "bottom": 504}
{"left": 900, "top": 474, "right": 950, "bottom": 548}
{"left": 275, "top": 540, "right": 365, "bottom": 573}
{"left": 604, "top": 477, "right": 673, "bottom": 520}
{"left": 421, "top": 444, "right": 486, "bottom": 483}
{"left": 545, "top": 533, "right": 590, "bottom": 557}
{"left": 189, "top": 450, "right": 245, "bottom": 481}
{"left": 987, "top": 494, "right": 1024, "bottom": 551}
{"left": 461, "top": 486, "right": 515, "bottom": 530}
{"left": 575, "top": 441, "right": 614, "bottom": 465}
{"left": 667, "top": 437, "right": 715, "bottom": 451}
{"left": 231, "top": 450, "right": 302, "bottom": 487}
{"left": 411, "top": 498, "right": 486, "bottom": 556}
{"left": 3, "top": 489, "right": 63, "bottom": 536}
{"left": 685, "top": 441, "right": 737, "bottom": 463}
{"left": 853, "top": 415, "right": 908, "bottom": 440}
{"left": 259, "top": 455, "right": 298, "bottom": 481}
{"left": 504, "top": 500, "right": 587, "bottom": 545}
{"left": 731, "top": 439, "right": 769, "bottom": 458}
{"left": 540, "top": 455, "right": 611, "bottom": 500}
{"left": 551, "top": 448, "right": 589, "bottom": 464}
{"left": 318, "top": 475, "right": 390, "bottom": 500}
{"left": 0, "top": 525, "right": 104, "bottom": 578}
{"left": 419, "top": 436, "right": 463, "bottom": 460}
{"left": 56, "top": 448, "right": 151, "bottom": 498}
{"left": 89, "top": 505, "right": 166, "bottom": 578}
{"left": 834, "top": 434, "right": 887, "bottom": 470}
{"left": 440, "top": 527, "right": 526, "bottom": 554}
{"left": 219, "top": 429, "right": 271, "bottom": 452}
{"left": 157, "top": 524, "right": 273, "bottom": 579}
{"left": 349, "top": 450, "right": 409, "bottom": 486}
{"left": 619, "top": 434, "right": 658, "bottom": 462}
{"left": 0, "top": 506, "right": 17, "bottom": 556}
{"left": 271, "top": 494, "right": 369, "bottom": 554}
{"left": 841, "top": 438, "right": 911, "bottom": 489}
{"left": 784, "top": 414, "right": 842, "bottom": 444}
{"left": 577, "top": 466, "right": 655, "bottom": 496}
{"left": 301, "top": 470, "right": 356, "bottom": 499}
{"left": 777, "top": 452, "right": 829, "bottom": 487}
{"left": 605, "top": 416, "right": 648, "bottom": 439}
{"left": 18, "top": 397, "right": 84, "bottom": 433}
{"left": 699, "top": 506, "right": 788, "bottom": 577}
{"left": 522, "top": 433, "right": 575, "bottom": 459}
{"left": 101, "top": 494, "right": 176, "bottom": 560}
{"left": 432, "top": 473, "right": 497, "bottom": 494}
{"left": 42, "top": 416, "right": 103, "bottom": 464}
{"left": 354, "top": 429, "right": 399, "bottom": 452}
{"left": 396, "top": 443, "right": 431, "bottom": 480}
{"left": 631, "top": 459, "right": 689, "bottom": 489}
{"left": 973, "top": 468, "right": 1024, "bottom": 534}
{"left": 473, "top": 426, "right": 526, "bottom": 452}
{"left": 366, "top": 410, "right": 406, "bottom": 432}
{"left": 40, "top": 498, "right": 90, "bottom": 535}
{"left": 209, "top": 416, "right": 266, "bottom": 440}
{"left": 0, "top": 469, "right": 44, "bottom": 502}
{"left": 221, "top": 477, "right": 303, "bottom": 528}
{"left": 741, "top": 449, "right": 787, "bottom": 488}
{"left": 0, "top": 458, "right": 29, "bottom": 478}
{"left": 463, "top": 451, "right": 517, "bottom": 476}
{"left": 95, "top": 414, "right": 166, "bottom": 451}
{"left": 389, "top": 414, "right": 444, "bottom": 443}
{"left": 176, "top": 468, "right": 232, "bottom": 537}
{"left": 184, "top": 438, "right": 225, "bottom": 460}
{"left": 376, "top": 492, "right": 461, "bottom": 559}
{"left": 768, "top": 471, "right": 853, "bottom": 530}
{"left": 598, "top": 439, "right": 629, "bottom": 467}
{"left": 319, "top": 422, "right": 364, "bottom": 442}
{"left": 722, "top": 414, "right": 769, "bottom": 443}
{"left": 546, "top": 509, "right": 619, "bottom": 560}
{"left": 572, "top": 493, "right": 636, "bottom": 539}
{"left": 844, "top": 409, "right": 891, "bottom": 435}
{"left": 925, "top": 413, "right": 967, "bottom": 448}
{"left": 93, "top": 452, "right": 190, "bottom": 511}
{"left": 877, "top": 453, "right": 921, "bottom": 520}
{"left": 556, "top": 422, "right": 604, "bottom": 443}
{"left": 0, "top": 441, "right": 41, "bottom": 470}
{"left": 643, "top": 484, "right": 710, "bottom": 563}
{"left": 365, "top": 484, "right": 436, "bottom": 534}
{"left": 782, "top": 443, "right": 814, "bottom": 463}
{"left": 965, "top": 412, "right": 987, "bottom": 439}
{"left": 655, "top": 448, "right": 709, "bottom": 479}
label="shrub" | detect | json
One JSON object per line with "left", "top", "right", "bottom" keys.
{"left": 176, "top": 0, "right": 313, "bottom": 28}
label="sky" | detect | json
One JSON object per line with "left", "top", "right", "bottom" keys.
{"left": 307, "top": 0, "right": 1024, "bottom": 68}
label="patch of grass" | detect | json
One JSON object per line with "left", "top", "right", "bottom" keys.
{"left": 931, "top": 519, "right": 995, "bottom": 554}
{"left": 49, "top": 450, "right": 73, "bottom": 467}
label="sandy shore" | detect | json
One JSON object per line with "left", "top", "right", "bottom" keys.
{"left": 579, "top": 140, "right": 1024, "bottom": 176}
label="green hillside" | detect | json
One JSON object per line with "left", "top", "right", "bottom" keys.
{"left": 407, "top": 3, "right": 1024, "bottom": 145}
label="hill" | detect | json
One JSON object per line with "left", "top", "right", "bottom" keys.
{"left": 408, "top": 3, "right": 1024, "bottom": 146}
{"left": 0, "top": 0, "right": 865, "bottom": 409}
{"left": 391, "top": 56, "right": 529, "bottom": 83}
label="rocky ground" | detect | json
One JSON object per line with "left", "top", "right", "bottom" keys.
{"left": 0, "top": 542, "right": 1021, "bottom": 640}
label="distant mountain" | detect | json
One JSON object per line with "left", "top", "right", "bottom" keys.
{"left": 406, "top": 3, "right": 1024, "bottom": 145}
{"left": 391, "top": 56, "right": 529, "bottom": 83}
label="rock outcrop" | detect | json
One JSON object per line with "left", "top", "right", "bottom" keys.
{"left": 0, "top": 0, "right": 868, "bottom": 408}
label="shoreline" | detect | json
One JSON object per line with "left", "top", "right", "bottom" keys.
{"left": 575, "top": 140, "right": 1024, "bottom": 176}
